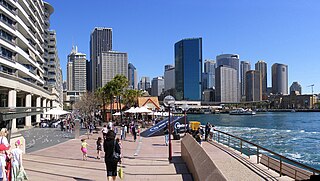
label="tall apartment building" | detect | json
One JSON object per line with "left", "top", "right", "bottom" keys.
{"left": 215, "top": 65, "right": 238, "bottom": 102}
{"left": 245, "top": 70, "right": 262, "bottom": 101}
{"left": 128, "top": 63, "right": 138, "bottom": 89}
{"left": 175, "top": 38, "right": 202, "bottom": 101}
{"left": 272, "top": 63, "right": 288, "bottom": 95}
{"left": 101, "top": 51, "right": 128, "bottom": 86}
{"left": 240, "top": 61, "right": 251, "bottom": 99}
{"left": 90, "top": 27, "right": 112, "bottom": 90}
{"left": 0, "top": 1, "right": 62, "bottom": 129}
{"left": 164, "top": 66, "right": 175, "bottom": 91}
{"left": 67, "top": 46, "right": 87, "bottom": 91}
{"left": 151, "top": 76, "right": 164, "bottom": 96}
{"left": 216, "top": 54, "right": 240, "bottom": 102}
{"left": 255, "top": 60, "right": 267, "bottom": 98}
{"left": 203, "top": 60, "right": 216, "bottom": 90}
{"left": 138, "top": 77, "right": 151, "bottom": 91}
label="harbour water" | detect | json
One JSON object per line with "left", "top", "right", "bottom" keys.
{"left": 188, "top": 112, "right": 320, "bottom": 170}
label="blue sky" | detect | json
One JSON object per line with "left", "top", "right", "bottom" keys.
{"left": 46, "top": 0, "right": 320, "bottom": 94}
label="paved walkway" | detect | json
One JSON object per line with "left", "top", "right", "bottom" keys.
{"left": 24, "top": 130, "right": 193, "bottom": 181}
{"left": 202, "top": 141, "right": 293, "bottom": 181}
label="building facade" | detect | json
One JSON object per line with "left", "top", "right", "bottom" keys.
{"left": 0, "top": 1, "right": 62, "bottom": 130}
{"left": 151, "top": 76, "right": 164, "bottom": 97}
{"left": 204, "top": 59, "right": 216, "bottom": 89}
{"left": 101, "top": 51, "right": 128, "bottom": 86}
{"left": 215, "top": 65, "right": 238, "bottom": 103}
{"left": 255, "top": 60, "right": 267, "bottom": 99}
{"left": 175, "top": 38, "right": 202, "bottom": 101}
{"left": 138, "top": 76, "right": 151, "bottom": 91}
{"left": 90, "top": 27, "right": 112, "bottom": 91}
{"left": 245, "top": 70, "right": 262, "bottom": 101}
{"left": 128, "top": 63, "right": 138, "bottom": 89}
{"left": 67, "top": 46, "right": 87, "bottom": 91}
{"left": 240, "top": 61, "right": 251, "bottom": 99}
{"left": 216, "top": 54, "right": 240, "bottom": 101}
{"left": 290, "top": 82, "right": 302, "bottom": 95}
{"left": 272, "top": 63, "right": 288, "bottom": 95}
{"left": 164, "top": 66, "right": 175, "bottom": 91}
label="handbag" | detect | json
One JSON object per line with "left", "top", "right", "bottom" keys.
{"left": 112, "top": 140, "right": 120, "bottom": 162}
{"left": 118, "top": 163, "right": 124, "bottom": 179}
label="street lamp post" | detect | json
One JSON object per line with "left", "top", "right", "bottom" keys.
{"left": 163, "top": 95, "right": 175, "bottom": 161}
{"left": 181, "top": 103, "right": 189, "bottom": 135}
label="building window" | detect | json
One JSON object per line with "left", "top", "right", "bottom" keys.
{"left": 0, "top": 29, "right": 14, "bottom": 43}
{"left": 0, "top": 0, "right": 15, "bottom": 13}
{"left": 0, "top": 13, "right": 14, "bottom": 27}
{"left": 0, "top": 46, "right": 13, "bottom": 60}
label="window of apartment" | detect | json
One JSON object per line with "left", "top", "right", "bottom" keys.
{"left": 0, "top": 65, "right": 14, "bottom": 74}
{"left": 0, "top": 29, "right": 14, "bottom": 43}
{"left": 0, "top": 0, "right": 16, "bottom": 13}
{"left": 0, "top": 46, "right": 13, "bottom": 60}
{"left": 0, "top": 13, "right": 14, "bottom": 27}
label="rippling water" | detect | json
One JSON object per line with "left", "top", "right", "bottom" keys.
{"left": 188, "top": 112, "right": 320, "bottom": 170}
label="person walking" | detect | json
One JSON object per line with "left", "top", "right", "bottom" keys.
{"left": 104, "top": 130, "right": 121, "bottom": 181}
{"left": 131, "top": 125, "right": 137, "bottom": 142}
{"left": 0, "top": 144, "right": 7, "bottom": 181}
{"left": 164, "top": 125, "right": 169, "bottom": 146}
{"left": 205, "top": 122, "right": 210, "bottom": 141}
{"left": 96, "top": 137, "right": 102, "bottom": 159}
{"left": 11, "top": 140, "right": 27, "bottom": 181}
{"left": 80, "top": 139, "right": 88, "bottom": 160}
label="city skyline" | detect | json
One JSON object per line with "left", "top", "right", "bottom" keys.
{"left": 46, "top": 0, "right": 320, "bottom": 94}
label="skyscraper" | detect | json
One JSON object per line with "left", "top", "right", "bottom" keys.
{"left": 151, "top": 77, "right": 164, "bottom": 96}
{"left": 175, "top": 38, "right": 202, "bottom": 101}
{"left": 290, "top": 82, "right": 302, "bottom": 94}
{"left": 245, "top": 70, "right": 262, "bottom": 101}
{"left": 215, "top": 65, "right": 238, "bottom": 102}
{"left": 255, "top": 60, "right": 267, "bottom": 98}
{"left": 101, "top": 51, "right": 128, "bottom": 86}
{"left": 128, "top": 63, "right": 138, "bottom": 89}
{"left": 272, "top": 63, "right": 288, "bottom": 95}
{"left": 90, "top": 28, "right": 112, "bottom": 90}
{"left": 240, "top": 61, "right": 251, "bottom": 99}
{"left": 138, "top": 77, "right": 151, "bottom": 90}
{"left": 67, "top": 46, "right": 87, "bottom": 91}
{"left": 216, "top": 54, "right": 240, "bottom": 101}
{"left": 204, "top": 60, "right": 216, "bottom": 89}
{"left": 164, "top": 66, "right": 175, "bottom": 91}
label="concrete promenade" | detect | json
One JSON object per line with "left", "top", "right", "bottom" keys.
{"left": 23, "top": 131, "right": 192, "bottom": 181}
{"left": 22, "top": 128, "right": 295, "bottom": 181}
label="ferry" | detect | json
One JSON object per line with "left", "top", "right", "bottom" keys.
{"left": 229, "top": 108, "right": 256, "bottom": 115}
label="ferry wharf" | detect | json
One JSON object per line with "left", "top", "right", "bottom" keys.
{"left": 23, "top": 130, "right": 309, "bottom": 180}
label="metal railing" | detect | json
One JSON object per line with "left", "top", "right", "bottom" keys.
{"left": 211, "top": 129, "right": 320, "bottom": 180}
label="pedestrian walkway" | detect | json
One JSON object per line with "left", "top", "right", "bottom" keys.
{"left": 202, "top": 141, "right": 293, "bottom": 181}
{"left": 23, "top": 130, "right": 193, "bottom": 181}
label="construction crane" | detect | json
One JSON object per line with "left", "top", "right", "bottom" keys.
{"left": 307, "top": 84, "right": 314, "bottom": 95}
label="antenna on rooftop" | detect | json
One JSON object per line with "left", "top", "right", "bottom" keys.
{"left": 307, "top": 84, "right": 314, "bottom": 95}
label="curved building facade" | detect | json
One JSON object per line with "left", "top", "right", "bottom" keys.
{"left": 0, "top": 0, "right": 62, "bottom": 131}
{"left": 272, "top": 63, "right": 288, "bottom": 95}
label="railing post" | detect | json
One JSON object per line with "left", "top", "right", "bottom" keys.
{"left": 218, "top": 132, "right": 220, "bottom": 143}
{"left": 240, "top": 140, "right": 242, "bottom": 154}
{"left": 267, "top": 156, "right": 269, "bottom": 169}
{"left": 280, "top": 157, "right": 282, "bottom": 177}
{"left": 257, "top": 147, "right": 259, "bottom": 164}
{"left": 294, "top": 170, "right": 297, "bottom": 180}
{"left": 228, "top": 135, "right": 230, "bottom": 146}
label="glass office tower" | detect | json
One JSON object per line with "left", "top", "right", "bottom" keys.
{"left": 175, "top": 38, "right": 202, "bottom": 101}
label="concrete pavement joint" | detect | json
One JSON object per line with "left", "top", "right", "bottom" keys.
{"left": 134, "top": 137, "right": 143, "bottom": 156}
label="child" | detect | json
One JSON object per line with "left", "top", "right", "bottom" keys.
{"left": 96, "top": 137, "right": 102, "bottom": 159}
{"left": 116, "top": 138, "right": 122, "bottom": 159}
{"left": 80, "top": 139, "right": 88, "bottom": 160}
{"left": 11, "top": 140, "right": 27, "bottom": 180}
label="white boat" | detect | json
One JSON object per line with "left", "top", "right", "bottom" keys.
{"left": 229, "top": 108, "right": 256, "bottom": 115}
